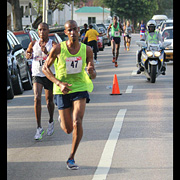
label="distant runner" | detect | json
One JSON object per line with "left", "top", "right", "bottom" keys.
{"left": 107, "top": 16, "right": 123, "bottom": 67}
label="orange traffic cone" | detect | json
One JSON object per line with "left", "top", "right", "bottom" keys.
{"left": 110, "top": 74, "right": 122, "bottom": 95}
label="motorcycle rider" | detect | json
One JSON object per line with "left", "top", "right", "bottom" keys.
{"left": 137, "top": 19, "right": 166, "bottom": 75}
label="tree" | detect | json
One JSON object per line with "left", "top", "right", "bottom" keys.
{"left": 32, "top": 0, "right": 87, "bottom": 29}
{"left": 104, "top": 0, "right": 158, "bottom": 22}
{"left": 7, "top": 0, "right": 23, "bottom": 30}
{"left": 103, "top": 0, "right": 171, "bottom": 30}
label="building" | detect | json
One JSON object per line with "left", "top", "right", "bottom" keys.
{"left": 52, "top": 5, "right": 72, "bottom": 26}
{"left": 74, "top": 6, "right": 111, "bottom": 26}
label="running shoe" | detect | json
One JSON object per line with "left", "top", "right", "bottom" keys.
{"left": 115, "top": 62, "right": 118, "bottom": 67}
{"left": 58, "top": 116, "right": 61, "bottom": 123}
{"left": 46, "top": 121, "right": 54, "bottom": 136}
{"left": 66, "top": 158, "right": 79, "bottom": 170}
{"left": 112, "top": 57, "right": 116, "bottom": 63}
{"left": 34, "top": 127, "right": 44, "bottom": 140}
{"left": 94, "top": 60, "right": 100, "bottom": 64}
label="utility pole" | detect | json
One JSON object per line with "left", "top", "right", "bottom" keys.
{"left": 43, "top": 0, "right": 46, "bottom": 22}
{"left": 43, "top": 0, "right": 49, "bottom": 23}
{"left": 71, "top": 0, "right": 74, "bottom": 20}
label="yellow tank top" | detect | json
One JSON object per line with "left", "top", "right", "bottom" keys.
{"left": 53, "top": 41, "right": 93, "bottom": 94}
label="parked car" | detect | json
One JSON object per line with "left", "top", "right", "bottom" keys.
{"left": 13, "top": 28, "right": 39, "bottom": 74}
{"left": 7, "top": 60, "right": 14, "bottom": 100}
{"left": 162, "top": 26, "right": 173, "bottom": 61}
{"left": 159, "top": 19, "right": 173, "bottom": 34}
{"left": 152, "top": 15, "right": 168, "bottom": 26}
{"left": 96, "top": 23, "right": 111, "bottom": 46}
{"left": 7, "top": 30, "right": 32, "bottom": 95}
{"left": 97, "top": 36, "right": 104, "bottom": 51}
{"left": 48, "top": 33, "right": 62, "bottom": 44}
{"left": 49, "top": 26, "right": 68, "bottom": 41}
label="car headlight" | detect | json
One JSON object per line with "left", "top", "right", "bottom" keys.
{"left": 146, "top": 51, "right": 153, "bottom": 57}
{"left": 154, "top": 51, "right": 161, "bottom": 57}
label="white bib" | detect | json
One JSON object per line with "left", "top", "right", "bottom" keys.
{"left": 114, "top": 31, "right": 120, "bottom": 37}
{"left": 32, "top": 39, "right": 55, "bottom": 77}
{"left": 66, "top": 56, "right": 82, "bottom": 74}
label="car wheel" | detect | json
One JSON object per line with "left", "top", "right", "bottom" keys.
{"left": 23, "top": 67, "right": 32, "bottom": 90}
{"left": 13, "top": 70, "right": 24, "bottom": 95}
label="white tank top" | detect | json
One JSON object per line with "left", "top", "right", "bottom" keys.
{"left": 32, "top": 39, "right": 55, "bottom": 77}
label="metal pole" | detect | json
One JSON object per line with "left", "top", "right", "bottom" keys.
{"left": 46, "top": 0, "right": 49, "bottom": 23}
{"left": 43, "top": 0, "right": 46, "bottom": 22}
{"left": 71, "top": 0, "right": 74, "bottom": 20}
{"left": 29, "top": 2, "right": 32, "bottom": 27}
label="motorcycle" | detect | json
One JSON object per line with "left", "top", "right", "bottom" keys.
{"left": 136, "top": 41, "right": 171, "bottom": 83}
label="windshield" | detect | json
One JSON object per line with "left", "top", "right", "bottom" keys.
{"left": 161, "top": 23, "right": 173, "bottom": 31}
{"left": 162, "top": 29, "right": 173, "bottom": 39}
{"left": 49, "top": 35, "right": 58, "bottom": 43}
{"left": 15, "top": 34, "right": 31, "bottom": 50}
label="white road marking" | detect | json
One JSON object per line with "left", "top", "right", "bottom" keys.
{"left": 92, "top": 109, "right": 127, "bottom": 180}
{"left": 125, "top": 85, "right": 133, "bottom": 93}
{"left": 131, "top": 70, "right": 137, "bottom": 76}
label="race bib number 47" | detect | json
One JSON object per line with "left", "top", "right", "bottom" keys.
{"left": 66, "top": 57, "right": 82, "bottom": 74}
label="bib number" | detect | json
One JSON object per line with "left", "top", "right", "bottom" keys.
{"left": 114, "top": 31, "right": 120, "bottom": 37}
{"left": 66, "top": 57, "right": 82, "bottom": 74}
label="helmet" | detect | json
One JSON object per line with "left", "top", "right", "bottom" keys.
{"left": 147, "top": 19, "right": 156, "bottom": 32}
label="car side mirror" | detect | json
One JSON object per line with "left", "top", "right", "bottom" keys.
{"left": 12, "top": 44, "right": 23, "bottom": 55}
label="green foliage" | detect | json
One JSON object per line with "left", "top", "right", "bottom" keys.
{"left": 32, "top": 0, "right": 87, "bottom": 15}
{"left": 103, "top": 0, "right": 172, "bottom": 22}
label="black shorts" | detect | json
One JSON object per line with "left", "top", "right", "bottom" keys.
{"left": 32, "top": 76, "right": 53, "bottom": 90}
{"left": 125, "top": 35, "right": 131, "bottom": 38}
{"left": 54, "top": 91, "right": 90, "bottom": 110}
{"left": 87, "top": 40, "right": 98, "bottom": 53}
{"left": 111, "top": 37, "right": 121, "bottom": 44}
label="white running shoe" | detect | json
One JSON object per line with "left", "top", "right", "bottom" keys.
{"left": 58, "top": 116, "right": 61, "bottom": 123}
{"left": 46, "top": 121, "right": 54, "bottom": 136}
{"left": 34, "top": 127, "right": 44, "bottom": 140}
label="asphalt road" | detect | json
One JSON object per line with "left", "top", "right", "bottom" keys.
{"left": 7, "top": 34, "right": 173, "bottom": 180}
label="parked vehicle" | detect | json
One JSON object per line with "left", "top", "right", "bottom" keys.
{"left": 159, "top": 19, "right": 173, "bottom": 34}
{"left": 97, "top": 36, "right": 104, "bottom": 51}
{"left": 48, "top": 33, "right": 62, "bottom": 44}
{"left": 96, "top": 23, "right": 111, "bottom": 46}
{"left": 13, "top": 28, "right": 39, "bottom": 74}
{"left": 152, "top": 15, "right": 168, "bottom": 26}
{"left": 7, "top": 30, "right": 32, "bottom": 95}
{"left": 136, "top": 40, "right": 171, "bottom": 83}
{"left": 162, "top": 26, "right": 173, "bottom": 61}
{"left": 7, "top": 60, "right": 14, "bottom": 100}
{"left": 49, "top": 26, "right": 68, "bottom": 41}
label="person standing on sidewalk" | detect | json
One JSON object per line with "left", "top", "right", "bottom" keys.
{"left": 42, "top": 20, "right": 96, "bottom": 170}
{"left": 80, "top": 23, "right": 88, "bottom": 44}
{"left": 107, "top": 16, "right": 123, "bottom": 67}
{"left": 26, "top": 22, "right": 57, "bottom": 140}
{"left": 83, "top": 24, "right": 100, "bottom": 64}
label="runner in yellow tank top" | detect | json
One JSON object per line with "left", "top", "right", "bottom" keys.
{"left": 42, "top": 20, "right": 96, "bottom": 170}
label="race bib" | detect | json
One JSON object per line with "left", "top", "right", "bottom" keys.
{"left": 114, "top": 31, "right": 120, "bottom": 37}
{"left": 66, "top": 56, "right": 82, "bottom": 74}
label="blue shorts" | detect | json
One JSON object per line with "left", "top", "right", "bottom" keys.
{"left": 54, "top": 91, "right": 90, "bottom": 110}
